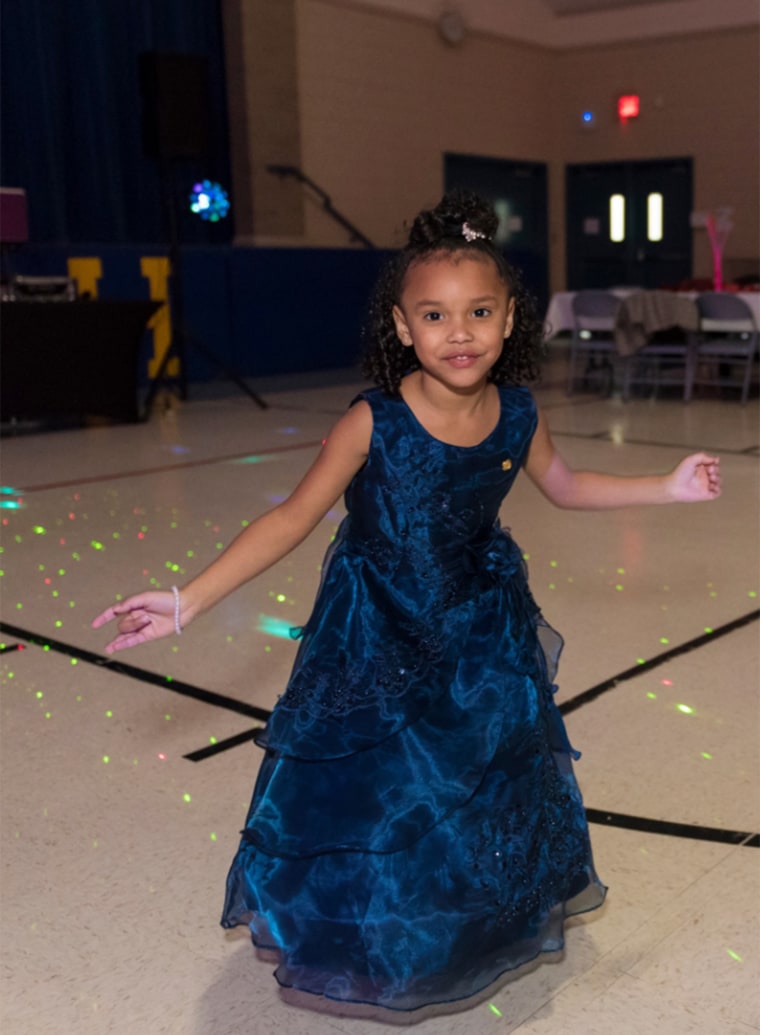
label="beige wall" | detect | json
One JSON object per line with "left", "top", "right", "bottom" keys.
{"left": 551, "top": 30, "right": 760, "bottom": 285}
{"left": 295, "top": 1, "right": 552, "bottom": 249}
{"left": 223, "top": 0, "right": 759, "bottom": 290}
{"left": 222, "top": 0, "right": 304, "bottom": 242}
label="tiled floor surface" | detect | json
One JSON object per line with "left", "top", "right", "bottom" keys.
{"left": 2, "top": 355, "right": 758, "bottom": 1033}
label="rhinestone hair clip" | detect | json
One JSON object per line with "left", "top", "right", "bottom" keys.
{"left": 462, "top": 222, "right": 488, "bottom": 243}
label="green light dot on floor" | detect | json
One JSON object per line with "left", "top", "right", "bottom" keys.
{"left": 660, "top": 637, "right": 669, "bottom": 644}
{"left": 183, "top": 793, "right": 192, "bottom": 803}
{"left": 704, "top": 627, "right": 713, "bottom": 634}
{"left": 36, "top": 691, "right": 43, "bottom": 699}
{"left": 209, "top": 736, "right": 217, "bottom": 745}
{"left": 701, "top": 752, "right": 713, "bottom": 760}
{"left": 676, "top": 703, "right": 694, "bottom": 715}
{"left": 748, "top": 591, "right": 757, "bottom": 598}
{"left": 615, "top": 584, "right": 624, "bottom": 591}
{"left": 647, "top": 692, "right": 657, "bottom": 699}
{"left": 70, "top": 658, "right": 78, "bottom": 665}
{"left": 210, "top": 832, "right": 217, "bottom": 841}
{"left": 637, "top": 658, "right": 646, "bottom": 665}
{"left": 102, "top": 755, "right": 110, "bottom": 764}
{"left": 54, "top": 620, "right": 62, "bottom": 628}
{"left": 549, "top": 560, "right": 558, "bottom": 568}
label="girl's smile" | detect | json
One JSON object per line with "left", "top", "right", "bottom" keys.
{"left": 392, "top": 254, "right": 515, "bottom": 390}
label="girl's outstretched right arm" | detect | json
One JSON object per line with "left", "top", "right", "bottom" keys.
{"left": 91, "top": 401, "right": 372, "bottom": 654}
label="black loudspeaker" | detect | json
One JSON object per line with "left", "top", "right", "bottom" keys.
{"left": 139, "top": 52, "right": 210, "bottom": 160}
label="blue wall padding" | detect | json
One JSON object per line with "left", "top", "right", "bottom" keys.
{"left": 10, "top": 245, "right": 393, "bottom": 382}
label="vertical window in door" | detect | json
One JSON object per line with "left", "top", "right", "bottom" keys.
{"left": 647, "top": 192, "right": 663, "bottom": 241}
{"left": 610, "top": 194, "right": 625, "bottom": 242}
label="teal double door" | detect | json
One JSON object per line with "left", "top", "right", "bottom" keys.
{"left": 445, "top": 153, "right": 549, "bottom": 313}
{"left": 445, "top": 153, "right": 693, "bottom": 300}
{"left": 565, "top": 158, "right": 693, "bottom": 289}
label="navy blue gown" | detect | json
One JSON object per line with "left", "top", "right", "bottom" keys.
{"left": 221, "top": 384, "right": 606, "bottom": 1011}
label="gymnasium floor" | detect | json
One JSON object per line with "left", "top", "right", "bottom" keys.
{"left": 2, "top": 355, "right": 758, "bottom": 1034}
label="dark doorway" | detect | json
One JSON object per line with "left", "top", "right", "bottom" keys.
{"left": 445, "top": 153, "right": 549, "bottom": 313}
{"left": 566, "top": 158, "right": 693, "bottom": 290}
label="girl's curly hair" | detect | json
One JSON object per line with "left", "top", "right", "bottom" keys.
{"left": 361, "top": 189, "right": 544, "bottom": 396}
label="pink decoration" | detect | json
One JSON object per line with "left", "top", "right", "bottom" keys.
{"left": 704, "top": 209, "right": 733, "bottom": 292}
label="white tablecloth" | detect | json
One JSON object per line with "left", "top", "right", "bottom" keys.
{"left": 544, "top": 290, "right": 760, "bottom": 338}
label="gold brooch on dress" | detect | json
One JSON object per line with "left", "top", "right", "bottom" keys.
{"left": 501, "top": 458, "right": 512, "bottom": 471}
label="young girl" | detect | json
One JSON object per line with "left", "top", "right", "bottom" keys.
{"left": 93, "top": 191, "right": 721, "bottom": 1013}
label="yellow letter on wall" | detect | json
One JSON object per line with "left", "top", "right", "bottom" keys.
{"left": 67, "top": 257, "right": 103, "bottom": 299}
{"left": 140, "top": 256, "right": 179, "bottom": 379}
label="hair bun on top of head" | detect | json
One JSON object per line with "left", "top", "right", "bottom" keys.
{"left": 407, "top": 188, "right": 498, "bottom": 248}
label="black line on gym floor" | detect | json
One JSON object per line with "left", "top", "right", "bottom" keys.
{"left": 0, "top": 621, "right": 270, "bottom": 722}
{"left": 584, "top": 809, "right": 758, "bottom": 847}
{"left": 551, "top": 429, "right": 759, "bottom": 456}
{"left": 559, "top": 609, "right": 760, "bottom": 716}
{"left": 17, "top": 439, "right": 325, "bottom": 494}
{"left": 5, "top": 620, "right": 758, "bottom": 848}
{"left": 184, "top": 727, "right": 266, "bottom": 762}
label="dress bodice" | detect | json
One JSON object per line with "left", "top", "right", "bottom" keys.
{"left": 341, "top": 384, "right": 537, "bottom": 603}
{"left": 345, "top": 384, "right": 537, "bottom": 545}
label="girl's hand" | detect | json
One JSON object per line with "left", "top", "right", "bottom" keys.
{"left": 91, "top": 591, "right": 179, "bottom": 654}
{"left": 667, "top": 453, "right": 721, "bottom": 503}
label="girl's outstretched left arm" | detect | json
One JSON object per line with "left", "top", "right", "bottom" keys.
{"left": 524, "top": 409, "right": 721, "bottom": 510}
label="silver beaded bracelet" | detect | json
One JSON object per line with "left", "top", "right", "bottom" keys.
{"left": 171, "top": 585, "right": 182, "bottom": 636}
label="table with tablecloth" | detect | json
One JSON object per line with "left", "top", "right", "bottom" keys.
{"left": 544, "top": 290, "right": 760, "bottom": 340}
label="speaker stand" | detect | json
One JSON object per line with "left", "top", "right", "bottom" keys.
{"left": 141, "top": 163, "right": 267, "bottom": 421}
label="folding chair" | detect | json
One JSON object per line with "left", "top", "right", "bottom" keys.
{"left": 686, "top": 292, "right": 758, "bottom": 404}
{"left": 567, "top": 291, "right": 620, "bottom": 395}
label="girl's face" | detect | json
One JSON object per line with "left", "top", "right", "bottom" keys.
{"left": 392, "top": 254, "right": 514, "bottom": 391}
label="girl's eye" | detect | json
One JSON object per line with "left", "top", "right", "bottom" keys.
{"left": 423, "top": 311, "right": 443, "bottom": 321}
{"left": 473, "top": 307, "right": 491, "bottom": 318}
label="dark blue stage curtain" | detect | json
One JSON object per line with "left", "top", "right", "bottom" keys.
{"left": 0, "top": 0, "right": 231, "bottom": 244}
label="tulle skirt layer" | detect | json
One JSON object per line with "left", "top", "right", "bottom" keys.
{"left": 221, "top": 532, "right": 606, "bottom": 1011}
